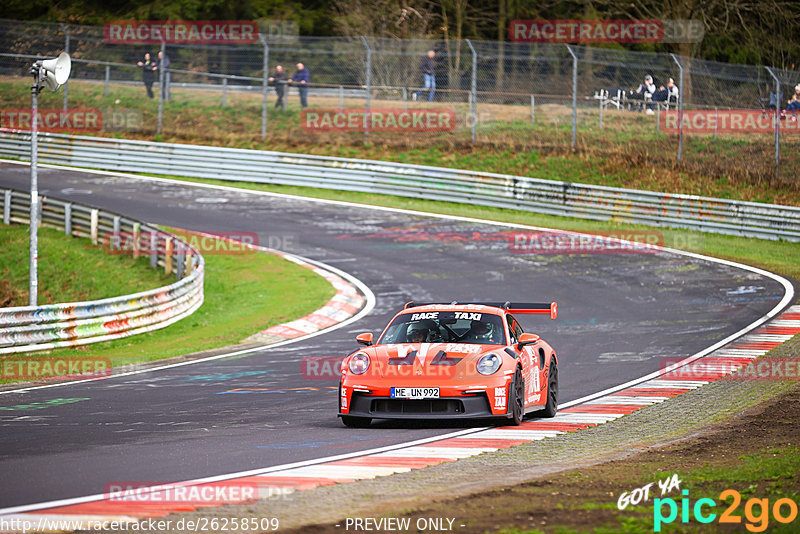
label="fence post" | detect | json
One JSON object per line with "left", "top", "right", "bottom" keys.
{"left": 765, "top": 67, "right": 781, "bottom": 181}
{"left": 112, "top": 216, "right": 120, "bottom": 250}
{"left": 90, "top": 209, "right": 99, "bottom": 245}
{"left": 565, "top": 45, "right": 578, "bottom": 149}
{"left": 466, "top": 39, "right": 477, "bottom": 143}
{"left": 402, "top": 87, "right": 407, "bottom": 111}
{"left": 361, "top": 36, "right": 371, "bottom": 141}
{"left": 261, "top": 35, "right": 268, "bottom": 140}
{"left": 714, "top": 107, "right": 718, "bottom": 139}
{"left": 176, "top": 242, "right": 185, "bottom": 281}
{"left": 221, "top": 77, "right": 227, "bottom": 107}
{"left": 150, "top": 232, "right": 158, "bottom": 268}
{"left": 61, "top": 24, "right": 69, "bottom": 113}
{"left": 104, "top": 65, "right": 110, "bottom": 96}
{"left": 340, "top": 85, "right": 345, "bottom": 110}
{"left": 599, "top": 91, "right": 604, "bottom": 128}
{"left": 670, "top": 53, "right": 684, "bottom": 162}
{"left": 531, "top": 95, "right": 535, "bottom": 124}
{"left": 3, "top": 190, "right": 10, "bottom": 224}
{"left": 157, "top": 41, "right": 165, "bottom": 135}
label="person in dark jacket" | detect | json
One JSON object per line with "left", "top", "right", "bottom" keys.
{"left": 290, "top": 63, "right": 309, "bottom": 108}
{"left": 414, "top": 50, "right": 436, "bottom": 102}
{"left": 268, "top": 65, "right": 287, "bottom": 109}
{"left": 137, "top": 53, "right": 157, "bottom": 99}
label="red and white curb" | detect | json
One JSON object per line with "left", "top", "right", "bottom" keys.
{"left": 243, "top": 252, "right": 365, "bottom": 344}
{"left": 3, "top": 305, "right": 798, "bottom": 531}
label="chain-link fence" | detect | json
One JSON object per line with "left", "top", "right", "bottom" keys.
{"left": 0, "top": 18, "right": 798, "bottom": 184}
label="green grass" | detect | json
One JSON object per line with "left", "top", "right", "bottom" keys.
{"left": 0, "top": 224, "right": 173, "bottom": 306}
{"left": 1, "top": 223, "right": 335, "bottom": 373}
{"left": 144, "top": 175, "right": 800, "bottom": 279}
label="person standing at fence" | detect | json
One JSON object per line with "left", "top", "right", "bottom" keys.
{"left": 269, "top": 65, "right": 287, "bottom": 109}
{"left": 291, "top": 63, "right": 309, "bottom": 108}
{"left": 137, "top": 52, "right": 157, "bottom": 99}
{"left": 414, "top": 50, "right": 436, "bottom": 102}
{"left": 157, "top": 50, "right": 170, "bottom": 100}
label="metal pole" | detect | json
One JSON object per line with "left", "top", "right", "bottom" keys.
{"left": 765, "top": 67, "right": 781, "bottom": 181}
{"left": 261, "top": 37, "right": 268, "bottom": 139}
{"left": 361, "top": 36, "right": 371, "bottom": 141}
{"left": 157, "top": 41, "right": 165, "bottom": 135}
{"left": 104, "top": 65, "right": 110, "bottom": 96}
{"left": 340, "top": 85, "right": 345, "bottom": 110}
{"left": 466, "top": 39, "right": 477, "bottom": 143}
{"left": 61, "top": 24, "right": 69, "bottom": 113}
{"left": 566, "top": 45, "right": 577, "bottom": 149}
{"left": 402, "top": 87, "right": 407, "bottom": 111}
{"left": 531, "top": 95, "right": 535, "bottom": 124}
{"left": 29, "top": 77, "right": 40, "bottom": 306}
{"left": 670, "top": 53, "right": 684, "bottom": 161}
{"left": 221, "top": 77, "right": 227, "bottom": 107}
{"left": 714, "top": 107, "right": 718, "bottom": 139}
{"left": 599, "top": 90, "right": 604, "bottom": 128}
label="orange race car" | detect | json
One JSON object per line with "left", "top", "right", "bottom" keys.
{"left": 338, "top": 301, "right": 559, "bottom": 427}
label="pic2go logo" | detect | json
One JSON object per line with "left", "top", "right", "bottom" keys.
{"left": 654, "top": 489, "right": 798, "bottom": 532}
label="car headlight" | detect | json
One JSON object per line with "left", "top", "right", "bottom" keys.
{"left": 476, "top": 353, "right": 502, "bottom": 375}
{"left": 348, "top": 352, "right": 370, "bottom": 375}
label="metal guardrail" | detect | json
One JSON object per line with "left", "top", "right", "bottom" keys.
{"left": 0, "top": 130, "right": 798, "bottom": 242}
{"left": 0, "top": 188, "right": 204, "bottom": 354}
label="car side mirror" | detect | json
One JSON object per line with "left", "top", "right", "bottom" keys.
{"left": 356, "top": 332, "right": 373, "bottom": 346}
{"left": 516, "top": 332, "right": 540, "bottom": 350}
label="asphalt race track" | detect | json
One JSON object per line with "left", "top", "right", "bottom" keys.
{"left": 0, "top": 161, "right": 790, "bottom": 509}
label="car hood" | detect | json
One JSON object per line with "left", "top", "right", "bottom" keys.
{"left": 355, "top": 342, "right": 504, "bottom": 380}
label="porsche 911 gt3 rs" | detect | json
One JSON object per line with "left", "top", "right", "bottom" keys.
{"left": 338, "top": 301, "right": 559, "bottom": 427}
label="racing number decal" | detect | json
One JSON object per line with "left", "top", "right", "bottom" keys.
{"left": 494, "top": 386, "right": 507, "bottom": 409}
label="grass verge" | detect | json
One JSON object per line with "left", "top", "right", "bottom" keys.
{"left": 1, "top": 223, "right": 335, "bottom": 374}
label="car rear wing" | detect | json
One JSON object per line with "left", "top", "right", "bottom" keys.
{"left": 404, "top": 301, "right": 558, "bottom": 320}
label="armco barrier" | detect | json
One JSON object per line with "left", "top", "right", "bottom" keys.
{"left": 0, "top": 130, "right": 799, "bottom": 241}
{"left": 0, "top": 189, "right": 204, "bottom": 354}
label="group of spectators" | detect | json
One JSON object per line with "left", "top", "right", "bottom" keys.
{"left": 139, "top": 50, "right": 439, "bottom": 108}
{"left": 628, "top": 74, "right": 679, "bottom": 113}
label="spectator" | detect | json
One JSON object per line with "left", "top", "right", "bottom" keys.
{"left": 413, "top": 50, "right": 436, "bottom": 102}
{"left": 291, "top": 62, "right": 309, "bottom": 108}
{"left": 786, "top": 84, "right": 800, "bottom": 111}
{"left": 651, "top": 77, "right": 679, "bottom": 104}
{"left": 157, "top": 50, "right": 170, "bottom": 100}
{"left": 268, "top": 65, "right": 287, "bottom": 109}
{"left": 136, "top": 52, "right": 157, "bottom": 99}
{"left": 628, "top": 74, "right": 655, "bottom": 112}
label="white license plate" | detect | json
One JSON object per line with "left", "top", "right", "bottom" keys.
{"left": 391, "top": 387, "right": 440, "bottom": 399}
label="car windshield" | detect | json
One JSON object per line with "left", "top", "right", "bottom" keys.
{"left": 379, "top": 310, "right": 506, "bottom": 345}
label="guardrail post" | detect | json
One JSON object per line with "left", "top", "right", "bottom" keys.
{"left": 360, "top": 36, "right": 371, "bottom": 141}
{"left": 150, "top": 232, "right": 158, "bottom": 268}
{"left": 64, "top": 202, "right": 72, "bottom": 236}
{"left": 104, "top": 65, "right": 110, "bottom": 96}
{"left": 157, "top": 41, "right": 165, "bottom": 135}
{"left": 112, "top": 216, "right": 120, "bottom": 250}
{"left": 90, "top": 209, "right": 99, "bottom": 245}
{"left": 261, "top": 35, "right": 268, "bottom": 140}
{"left": 765, "top": 67, "right": 781, "bottom": 181}
{"left": 221, "top": 77, "right": 227, "bottom": 107}
{"left": 164, "top": 237, "right": 173, "bottom": 275}
{"left": 670, "top": 53, "right": 684, "bottom": 162}
{"left": 132, "top": 222, "right": 140, "bottom": 258}
{"left": 184, "top": 249, "right": 193, "bottom": 278}
{"left": 565, "top": 45, "right": 578, "bottom": 149}
{"left": 3, "top": 190, "right": 10, "bottom": 224}
{"left": 176, "top": 242, "right": 185, "bottom": 280}
{"left": 466, "top": 39, "right": 477, "bottom": 143}
{"left": 61, "top": 23, "right": 70, "bottom": 113}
